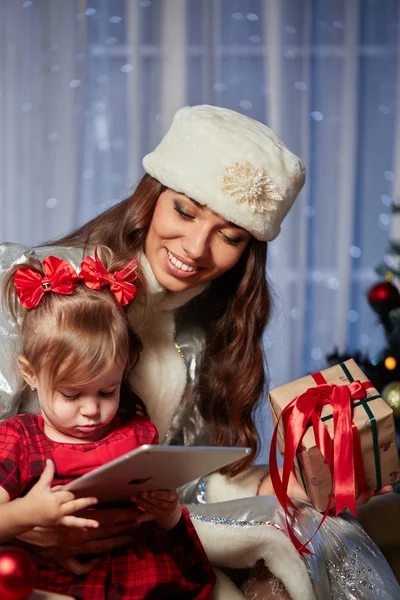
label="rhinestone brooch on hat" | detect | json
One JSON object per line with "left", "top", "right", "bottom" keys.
{"left": 221, "top": 162, "right": 283, "bottom": 214}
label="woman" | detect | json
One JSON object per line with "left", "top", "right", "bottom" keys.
{"left": 1, "top": 105, "right": 399, "bottom": 599}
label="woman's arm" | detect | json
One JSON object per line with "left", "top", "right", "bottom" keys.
{"left": 257, "top": 469, "right": 310, "bottom": 501}
{"left": 198, "top": 464, "right": 391, "bottom": 506}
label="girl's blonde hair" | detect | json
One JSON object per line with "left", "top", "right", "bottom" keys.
{"left": 2, "top": 251, "right": 145, "bottom": 416}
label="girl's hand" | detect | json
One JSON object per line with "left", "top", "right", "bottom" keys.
{"left": 23, "top": 459, "right": 99, "bottom": 529}
{"left": 131, "top": 490, "right": 182, "bottom": 531}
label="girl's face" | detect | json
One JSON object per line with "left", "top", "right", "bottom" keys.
{"left": 145, "top": 189, "right": 251, "bottom": 292}
{"left": 19, "top": 357, "right": 125, "bottom": 443}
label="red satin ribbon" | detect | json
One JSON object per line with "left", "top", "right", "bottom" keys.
{"left": 269, "top": 378, "right": 371, "bottom": 554}
{"left": 80, "top": 250, "right": 138, "bottom": 307}
{"left": 14, "top": 256, "right": 78, "bottom": 308}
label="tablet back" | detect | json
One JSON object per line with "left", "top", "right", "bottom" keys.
{"left": 64, "top": 445, "right": 251, "bottom": 502}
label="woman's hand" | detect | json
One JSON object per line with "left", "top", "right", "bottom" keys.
{"left": 355, "top": 485, "right": 393, "bottom": 505}
{"left": 14, "top": 501, "right": 155, "bottom": 575}
{"left": 131, "top": 490, "right": 182, "bottom": 531}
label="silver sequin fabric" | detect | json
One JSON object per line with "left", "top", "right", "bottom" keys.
{"left": 183, "top": 479, "right": 400, "bottom": 599}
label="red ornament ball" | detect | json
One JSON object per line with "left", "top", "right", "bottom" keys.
{"left": 0, "top": 547, "right": 37, "bottom": 600}
{"left": 367, "top": 281, "right": 400, "bottom": 315}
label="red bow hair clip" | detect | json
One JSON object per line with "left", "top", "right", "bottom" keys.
{"left": 79, "top": 251, "right": 138, "bottom": 307}
{"left": 14, "top": 256, "right": 79, "bottom": 309}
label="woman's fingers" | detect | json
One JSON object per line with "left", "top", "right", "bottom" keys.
{"left": 133, "top": 497, "right": 168, "bottom": 515}
{"left": 60, "top": 515, "right": 99, "bottom": 529}
{"left": 134, "top": 491, "right": 178, "bottom": 510}
{"left": 355, "top": 485, "right": 391, "bottom": 506}
{"left": 16, "top": 532, "right": 134, "bottom": 563}
{"left": 375, "top": 485, "right": 393, "bottom": 495}
{"left": 65, "top": 521, "right": 140, "bottom": 546}
{"left": 18, "top": 546, "right": 101, "bottom": 575}
{"left": 67, "top": 534, "right": 134, "bottom": 556}
{"left": 147, "top": 490, "right": 177, "bottom": 502}
{"left": 135, "top": 511, "right": 155, "bottom": 523}
{"left": 141, "top": 498, "right": 171, "bottom": 510}
{"left": 60, "top": 557, "right": 101, "bottom": 576}
{"left": 79, "top": 506, "right": 146, "bottom": 526}
{"left": 356, "top": 488, "right": 374, "bottom": 505}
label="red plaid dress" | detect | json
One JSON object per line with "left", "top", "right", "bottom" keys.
{"left": 0, "top": 414, "right": 215, "bottom": 599}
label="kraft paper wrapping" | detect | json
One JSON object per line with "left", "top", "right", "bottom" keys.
{"left": 269, "top": 359, "right": 400, "bottom": 512}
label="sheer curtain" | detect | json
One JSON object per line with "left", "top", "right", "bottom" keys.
{"left": 1, "top": 0, "right": 399, "bottom": 455}
{"left": 0, "top": 0, "right": 87, "bottom": 246}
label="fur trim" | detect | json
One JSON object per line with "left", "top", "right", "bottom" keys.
{"left": 193, "top": 518, "right": 315, "bottom": 600}
{"left": 206, "top": 466, "right": 269, "bottom": 503}
{"left": 127, "top": 252, "right": 208, "bottom": 441}
{"left": 128, "top": 307, "right": 186, "bottom": 442}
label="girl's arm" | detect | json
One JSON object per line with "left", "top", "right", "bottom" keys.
{"left": 0, "top": 488, "right": 39, "bottom": 542}
{"left": 0, "top": 460, "right": 99, "bottom": 544}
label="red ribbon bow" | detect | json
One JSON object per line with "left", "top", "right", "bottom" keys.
{"left": 269, "top": 379, "right": 371, "bottom": 554}
{"left": 79, "top": 250, "right": 138, "bottom": 307}
{"left": 14, "top": 256, "right": 79, "bottom": 309}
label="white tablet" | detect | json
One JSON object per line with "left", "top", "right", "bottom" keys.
{"left": 64, "top": 445, "right": 251, "bottom": 503}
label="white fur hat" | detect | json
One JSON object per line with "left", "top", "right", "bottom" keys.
{"left": 143, "top": 105, "right": 305, "bottom": 241}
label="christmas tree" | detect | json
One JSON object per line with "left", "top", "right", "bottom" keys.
{"left": 327, "top": 205, "right": 400, "bottom": 447}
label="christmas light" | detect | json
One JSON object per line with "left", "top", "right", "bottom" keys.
{"left": 384, "top": 356, "right": 397, "bottom": 370}
{"left": 385, "top": 271, "right": 394, "bottom": 282}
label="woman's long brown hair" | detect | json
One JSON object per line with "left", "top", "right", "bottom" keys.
{"left": 52, "top": 174, "right": 271, "bottom": 475}
{"left": 180, "top": 239, "right": 270, "bottom": 475}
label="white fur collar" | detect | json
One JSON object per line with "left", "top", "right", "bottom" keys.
{"left": 127, "top": 252, "right": 206, "bottom": 441}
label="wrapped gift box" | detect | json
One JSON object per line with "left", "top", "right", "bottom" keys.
{"left": 269, "top": 359, "right": 400, "bottom": 512}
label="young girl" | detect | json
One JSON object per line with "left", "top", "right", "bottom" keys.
{"left": 0, "top": 251, "right": 215, "bottom": 599}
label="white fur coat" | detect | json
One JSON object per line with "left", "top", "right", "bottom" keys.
{"left": 127, "top": 254, "right": 315, "bottom": 600}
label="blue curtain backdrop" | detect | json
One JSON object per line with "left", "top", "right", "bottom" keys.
{"left": 1, "top": 0, "right": 399, "bottom": 458}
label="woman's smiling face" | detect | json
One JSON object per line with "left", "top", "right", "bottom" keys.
{"left": 144, "top": 189, "right": 251, "bottom": 292}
